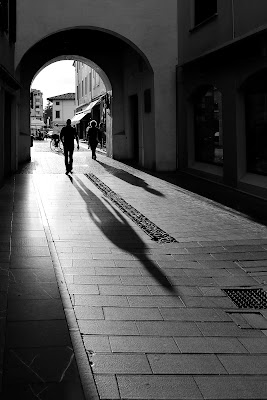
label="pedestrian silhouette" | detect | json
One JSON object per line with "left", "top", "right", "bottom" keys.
{"left": 86, "top": 120, "right": 100, "bottom": 160}
{"left": 60, "top": 119, "right": 79, "bottom": 174}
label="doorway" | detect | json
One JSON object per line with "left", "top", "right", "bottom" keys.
{"left": 129, "top": 94, "right": 139, "bottom": 162}
{"left": 4, "top": 92, "right": 12, "bottom": 177}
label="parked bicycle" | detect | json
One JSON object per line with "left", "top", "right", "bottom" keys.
{"left": 50, "top": 134, "right": 63, "bottom": 153}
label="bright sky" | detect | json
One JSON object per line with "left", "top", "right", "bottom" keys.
{"left": 31, "top": 60, "right": 75, "bottom": 108}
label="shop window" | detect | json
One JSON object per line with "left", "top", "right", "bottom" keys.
{"left": 244, "top": 70, "right": 267, "bottom": 176}
{"left": 194, "top": 0, "right": 217, "bottom": 26}
{"left": 194, "top": 85, "right": 223, "bottom": 166}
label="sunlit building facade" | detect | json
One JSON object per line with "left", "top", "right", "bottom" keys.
{"left": 72, "top": 61, "right": 108, "bottom": 139}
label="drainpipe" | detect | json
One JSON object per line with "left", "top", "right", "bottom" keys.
{"left": 231, "top": 0, "right": 235, "bottom": 39}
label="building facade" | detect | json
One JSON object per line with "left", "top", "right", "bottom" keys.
{"left": 47, "top": 93, "right": 76, "bottom": 130}
{"left": 177, "top": 0, "right": 267, "bottom": 203}
{"left": 30, "top": 88, "right": 44, "bottom": 135}
{"left": 0, "top": 0, "right": 18, "bottom": 184}
{"left": 72, "top": 61, "right": 108, "bottom": 140}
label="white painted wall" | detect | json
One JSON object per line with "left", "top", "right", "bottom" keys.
{"left": 52, "top": 99, "right": 76, "bottom": 126}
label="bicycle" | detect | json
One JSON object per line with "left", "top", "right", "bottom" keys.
{"left": 50, "top": 134, "right": 63, "bottom": 153}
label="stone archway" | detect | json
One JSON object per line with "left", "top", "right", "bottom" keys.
{"left": 16, "top": 28, "right": 155, "bottom": 169}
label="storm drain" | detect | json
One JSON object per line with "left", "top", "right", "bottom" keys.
{"left": 85, "top": 173, "right": 178, "bottom": 243}
{"left": 223, "top": 288, "right": 267, "bottom": 309}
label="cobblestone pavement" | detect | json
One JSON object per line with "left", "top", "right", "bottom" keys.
{"left": 1, "top": 140, "right": 267, "bottom": 399}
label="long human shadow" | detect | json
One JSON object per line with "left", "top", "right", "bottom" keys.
{"left": 71, "top": 175, "right": 175, "bottom": 293}
{"left": 96, "top": 160, "right": 165, "bottom": 197}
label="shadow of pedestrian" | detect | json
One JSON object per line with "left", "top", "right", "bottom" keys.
{"left": 72, "top": 175, "right": 176, "bottom": 293}
{"left": 96, "top": 160, "right": 165, "bottom": 197}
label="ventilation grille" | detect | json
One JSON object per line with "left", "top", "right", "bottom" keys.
{"left": 223, "top": 288, "right": 267, "bottom": 309}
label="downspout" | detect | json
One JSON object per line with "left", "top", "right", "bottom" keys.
{"left": 231, "top": 0, "right": 235, "bottom": 39}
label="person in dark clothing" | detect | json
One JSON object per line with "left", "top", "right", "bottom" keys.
{"left": 86, "top": 120, "right": 100, "bottom": 160}
{"left": 60, "top": 119, "right": 79, "bottom": 173}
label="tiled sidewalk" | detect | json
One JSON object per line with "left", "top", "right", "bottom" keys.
{"left": 1, "top": 142, "right": 267, "bottom": 399}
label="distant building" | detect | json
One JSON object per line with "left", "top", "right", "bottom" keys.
{"left": 72, "top": 61, "right": 109, "bottom": 140}
{"left": 30, "top": 89, "right": 44, "bottom": 135}
{"left": 30, "top": 88, "right": 43, "bottom": 121}
{"left": 47, "top": 93, "right": 75, "bottom": 130}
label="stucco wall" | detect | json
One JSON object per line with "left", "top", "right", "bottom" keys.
{"left": 15, "top": 0, "right": 177, "bottom": 170}
{"left": 53, "top": 99, "right": 76, "bottom": 125}
{"left": 16, "top": 0, "right": 177, "bottom": 72}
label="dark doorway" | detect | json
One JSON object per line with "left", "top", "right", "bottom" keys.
{"left": 129, "top": 94, "right": 139, "bottom": 161}
{"left": 4, "top": 92, "right": 12, "bottom": 177}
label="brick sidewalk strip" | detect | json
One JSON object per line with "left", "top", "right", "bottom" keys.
{"left": 1, "top": 141, "right": 267, "bottom": 399}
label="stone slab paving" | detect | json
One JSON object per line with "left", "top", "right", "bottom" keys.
{"left": 1, "top": 140, "right": 267, "bottom": 399}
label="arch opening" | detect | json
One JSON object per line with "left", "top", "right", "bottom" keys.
{"left": 17, "top": 27, "right": 155, "bottom": 169}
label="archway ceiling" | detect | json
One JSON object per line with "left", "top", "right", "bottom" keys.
{"left": 19, "top": 28, "right": 149, "bottom": 86}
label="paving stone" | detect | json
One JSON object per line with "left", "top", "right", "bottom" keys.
{"left": 94, "top": 375, "right": 120, "bottom": 399}
{"left": 5, "top": 346, "right": 79, "bottom": 383}
{"left": 71, "top": 259, "right": 115, "bottom": 268}
{"left": 109, "top": 336, "right": 179, "bottom": 353}
{"left": 136, "top": 321, "right": 201, "bottom": 336}
{"left": 91, "top": 353, "right": 152, "bottom": 374}
{"left": 239, "top": 337, "right": 267, "bottom": 353}
{"left": 196, "top": 322, "right": 265, "bottom": 337}
{"left": 127, "top": 295, "right": 184, "bottom": 308}
{"left": 62, "top": 267, "right": 96, "bottom": 275}
{"left": 1, "top": 381, "right": 85, "bottom": 399}
{"left": 74, "top": 306, "right": 104, "bottom": 319}
{"left": 218, "top": 354, "right": 267, "bottom": 374}
{"left": 160, "top": 308, "right": 230, "bottom": 322}
{"left": 147, "top": 353, "right": 226, "bottom": 374}
{"left": 98, "top": 285, "right": 151, "bottom": 295}
{"left": 182, "top": 268, "right": 232, "bottom": 277}
{"left": 6, "top": 320, "right": 71, "bottom": 347}
{"left": 78, "top": 320, "right": 139, "bottom": 335}
{"left": 8, "top": 269, "right": 56, "bottom": 283}
{"left": 213, "top": 276, "right": 258, "bottom": 286}
{"left": 67, "top": 284, "right": 99, "bottom": 295}
{"left": 10, "top": 256, "right": 54, "bottom": 269}
{"left": 103, "top": 307, "right": 162, "bottom": 320}
{"left": 9, "top": 282, "right": 61, "bottom": 299}
{"left": 94, "top": 267, "right": 141, "bottom": 275}
{"left": 117, "top": 375, "right": 203, "bottom": 399}
{"left": 83, "top": 335, "right": 111, "bottom": 352}
{"left": 74, "top": 294, "right": 129, "bottom": 307}
{"left": 174, "top": 337, "right": 247, "bottom": 353}
{"left": 195, "top": 376, "right": 267, "bottom": 399}
{"left": 7, "top": 299, "right": 65, "bottom": 320}
{"left": 199, "top": 287, "right": 225, "bottom": 296}
{"left": 181, "top": 296, "right": 236, "bottom": 309}
{"left": 148, "top": 285, "right": 202, "bottom": 296}
{"left": 11, "top": 246, "right": 50, "bottom": 257}
{"left": 73, "top": 275, "right": 121, "bottom": 285}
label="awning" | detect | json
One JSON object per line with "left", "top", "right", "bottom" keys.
{"left": 71, "top": 112, "right": 87, "bottom": 124}
{"left": 71, "top": 97, "right": 103, "bottom": 124}
{"left": 84, "top": 98, "right": 101, "bottom": 113}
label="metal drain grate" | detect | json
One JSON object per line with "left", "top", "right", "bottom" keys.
{"left": 223, "top": 288, "right": 267, "bottom": 309}
{"left": 85, "top": 173, "right": 178, "bottom": 243}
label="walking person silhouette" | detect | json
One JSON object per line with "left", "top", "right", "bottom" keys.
{"left": 60, "top": 119, "right": 79, "bottom": 174}
{"left": 86, "top": 120, "right": 100, "bottom": 160}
